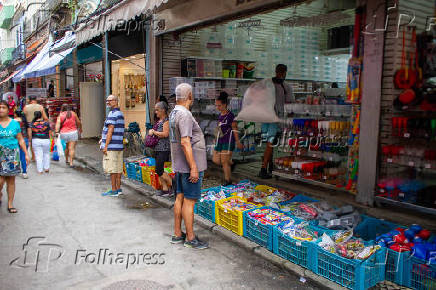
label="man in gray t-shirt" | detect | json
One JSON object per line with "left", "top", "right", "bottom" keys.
{"left": 169, "top": 83, "right": 208, "bottom": 250}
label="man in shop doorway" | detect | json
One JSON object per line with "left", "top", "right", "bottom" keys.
{"left": 47, "top": 80, "right": 55, "bottom": 98}
{"left": 100, "top": 95, "right": 125, "bottom": 197}
{"left": 169, "top": 83, "right": 208, "bottom": 249}
{"left": 259, "top": 64, "right": 295, "bottom": 179}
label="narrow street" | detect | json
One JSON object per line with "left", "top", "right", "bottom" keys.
{"left": 0, "top": 162, "right": 319, "bottom": 290}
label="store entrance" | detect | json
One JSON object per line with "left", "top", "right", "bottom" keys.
{"left": 162, "top": 0, "right": 359, "bottom": 193}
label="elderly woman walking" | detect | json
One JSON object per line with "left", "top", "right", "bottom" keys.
{"left": 148, "top": 101, "right": 173, "bottom": 196}
{"left": 0, "top": 100, "right": 31, "bottom": 213}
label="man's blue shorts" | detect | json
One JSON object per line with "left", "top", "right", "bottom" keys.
{"left": 261, "top": 123, "right": 279, "bottom": 143}
{"left": 175, "top": 171, "right": 204, "bottom": 200}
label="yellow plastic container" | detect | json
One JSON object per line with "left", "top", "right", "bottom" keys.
{"left": 215, "top": 196, "right": 258, "bottom": 236}
{"left": 255, "top": 185, "right": 277, "bottom": 195}
{"left": 141, "top": 166, "right": 155, "bottom": 185}
{"left": 164, "top": 162, "right": 172, "bottom": 168}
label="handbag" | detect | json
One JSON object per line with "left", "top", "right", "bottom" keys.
{"left": 145, "top": 122, "right": 160, "bottom": 148}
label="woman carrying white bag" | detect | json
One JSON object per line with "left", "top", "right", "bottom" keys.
{"left": 29, "top": 111, "right": 53, "bottom": 174}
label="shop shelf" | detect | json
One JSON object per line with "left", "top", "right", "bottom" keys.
{"left": 313, "top": 244, "right": 387, "bottom": 290}
{"left": 243, "top": 207, "right": 293, "bottom": 251}
{"left": 407, "top": 256, "right": 436, "bottom": 290}
{"left": 385, "top": 249, "right": 410, "bottom": 287}
{"left": 353, "top": 215, "right": 399, "bottom": 241}
{"left": 215, "top": 196, "right": 259, "bottom": 236}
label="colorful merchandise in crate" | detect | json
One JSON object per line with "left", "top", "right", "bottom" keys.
{"left": 200, "top": 188, "right": 227, "bottom": 202}
{"left": 278, "top": 220, "right": 319, "bottom": 242}
{"left": 318, "top": 231, "right": 381, "bottom": 260}
{"left": 279, "top": 201, "right": 361, "bottom": 231}
{"left": 216, "top": 197, "right": 259, "bottom": 236}
{"left": 246, "top": 208, "right": 293, "bottom": 226}
{"left": 376, "top": 225, "right": 435, "bottom": 261}
{"left": 220, "top": 198, "right": 257, "bottom": 212}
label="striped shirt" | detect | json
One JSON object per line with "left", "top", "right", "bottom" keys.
{"left": 100, "top": 108, "right": 125, "bottom": 151}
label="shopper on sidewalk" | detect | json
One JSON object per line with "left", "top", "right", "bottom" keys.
{"left": 14, "top": 110, "right": 30, "bottom": 179}
{"left": 169, "top": 83, "right": 208, "bottom": 249}
{"left": 29, "top": 111, "right": 53, "bottom": 174}
{"left": 100, "top": 95, "right": 125, "bottom": 197}
{"left": 55, "top": 104, "right": 82, "bottom": 167}
{"left": 149, "top": 101, "right": 173, "bottom": 196}
{"left": 212, "top": 92, "right": 243, "bottom": 186}
{"left": 24, "top": 96, "right": 48, "bottom": 162}
{"left": 259, "top": 64, "right": 295, "bottom": 179}
{"left": 0, "top": 101, "right": 31, "bottom": 213}
{"left": 7, "top": 95, "right": 16, "bottom": 118}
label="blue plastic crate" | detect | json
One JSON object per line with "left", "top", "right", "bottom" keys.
{"left": 272, "top": 223, "right": 317, "bottom": 270}
{"left": 289, "top": 194, "right": 319, "bottom": 203}
{"left": 314, "top": 244, "right": 387, "bottom": 290}
{"left": 407, "top": 256, "right": 436, "bottom": 290}
{"left": 243, "top": 207, "right": 293, "bottom": 251}
{"left": 195, "top": 199, "right": 216, "bottom": 222}
{"left": 354, "top": 215, "right": 399, "bottom": 241}
{"left": 126, "top": 163, "right": 137, "bottom": 180}
{"left": 132, "top": 164, "right": 143, "bottom": 182}
{"left": 385, "top": 249, "right": 410, "bottom": 286}
{"left": 194, "top": 186, "right": 232, "bottom": 222}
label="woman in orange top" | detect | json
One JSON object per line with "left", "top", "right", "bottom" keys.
{"left": 55, "top": 104, "right": 82, "bottom": 167}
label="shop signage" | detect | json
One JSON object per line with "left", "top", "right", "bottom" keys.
{"left": 237, "top": 19, "right": 261, "bottom": 28}
{"left": 153, "top": 0, "right": 283, "bottom": 35}
{"left": 280, "top": 11, "right": 352, "bottom": 27}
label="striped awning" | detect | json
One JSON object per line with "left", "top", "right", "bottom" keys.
{"left": 75, "top": 0, "right": 168, "bottom": 45}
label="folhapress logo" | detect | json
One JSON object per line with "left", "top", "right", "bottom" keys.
{"left": 9, "top": 236, "right": 64, "bottom": 272}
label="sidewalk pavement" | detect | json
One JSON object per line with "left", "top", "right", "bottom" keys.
{"left": 74, "top": 139, "right": 351, "bottom": 290}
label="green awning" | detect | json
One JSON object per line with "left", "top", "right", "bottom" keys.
{"left": 0, "top": 48, "right": 14, "bottom": 65}
{"left": 0, "top": 6, "right": 14, "bottom": 29}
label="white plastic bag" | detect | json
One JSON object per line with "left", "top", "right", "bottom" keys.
{"left": 236, "top": 79, "right": 281, "bottom": 123}
{"left": 56, "top": 138, "right": 65, "bottom": 157}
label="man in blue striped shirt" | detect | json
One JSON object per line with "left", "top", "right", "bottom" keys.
{"left": 100, "top": 95, "right": 125, "bottom": 197}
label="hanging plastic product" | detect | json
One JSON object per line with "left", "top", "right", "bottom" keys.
{"left": 236, "top": 79, "right": 282, "bottom": 123}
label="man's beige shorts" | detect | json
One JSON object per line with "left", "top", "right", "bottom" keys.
{"left": 103, "top": 151, "right": 124, "bottom": 174}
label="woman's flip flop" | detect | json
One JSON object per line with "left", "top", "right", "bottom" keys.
{"left": 8, "top": 207, "right": 17, "bottom": 213}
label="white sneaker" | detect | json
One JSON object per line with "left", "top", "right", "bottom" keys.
{"left": 22, "top": 173, "right": 29, "bottom": 179}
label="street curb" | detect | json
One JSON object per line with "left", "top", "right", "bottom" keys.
{"left": 75, "top": 156, "right": 346, "bottom": 290}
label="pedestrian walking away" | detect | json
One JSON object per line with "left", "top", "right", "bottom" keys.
{"left": 55, "top": 104, "right": 82, "bottom": 167}
{"left": 212, "top": 91, "right": 244, "bottom": 186}
{"left": 13, "top": 110, "right": 30, "bottom": 179}
{"left": 169, "top": 83, "right": 209, "bottom": 250}
{"left": 29, "top": 111, "right": 53, "bottom": 174}
{"left": 0, "top": 101, "right": 31, "bottom": 213}
{"left": 149, "top": 101, "right": 173, "bottom": 196}
{"left": 100, "top": 95, "right": 125, "bottom": 197}
{"left": 23, "top": 96, "right": 48, "bottom": 162}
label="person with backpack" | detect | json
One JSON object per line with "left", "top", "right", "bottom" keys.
{"left": 55, "top": 104, "right": 82, "bottom": 167}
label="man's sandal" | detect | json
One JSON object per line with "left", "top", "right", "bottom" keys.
{"left": 8, "top": 207, "right": 17, "bottom": 213}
